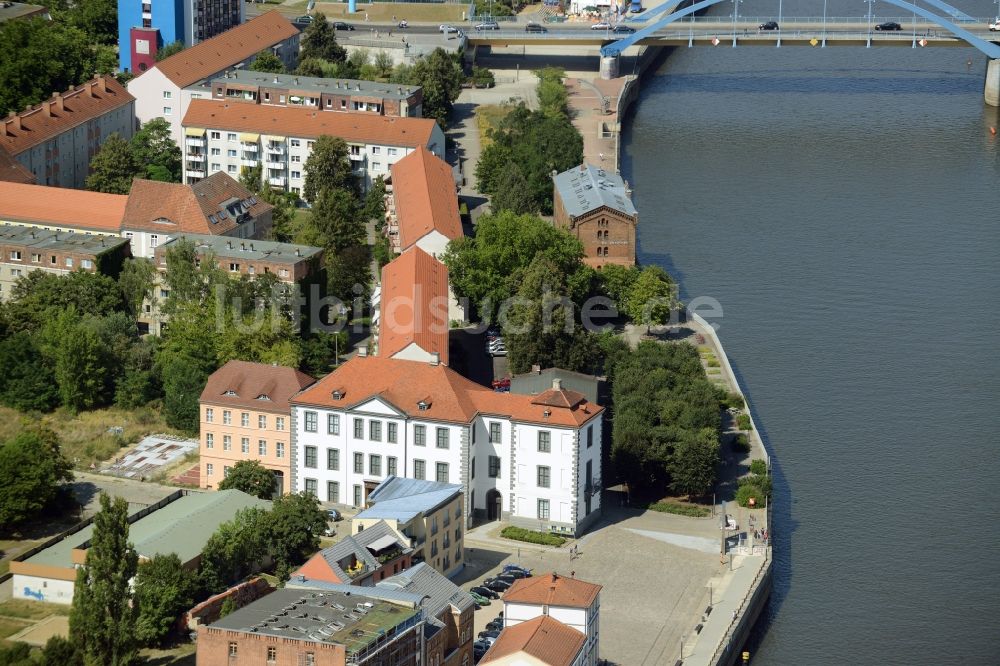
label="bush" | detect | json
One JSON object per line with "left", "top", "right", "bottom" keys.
{"left": 749, "top": 459, "right": 768, "bottom": 475}
{"left": 500, "top": 526, "right": 566, "bottom": 547}
{"left": 737, "top": 413, "right": 752, "bottom": 431}
{"left": 735, "top": 482, "right": 764, "bottom": 508}
{"left": 647, "top": 501, "right": 711, "bottom": 518}
{"left": 733, "top": 433, "right": 750, "bottom": 453}
{"left": 723, "top": 391, "right": 745, "bottom": 410}
{"left": 739, "top": 474, "right": 772, "bottom": 498}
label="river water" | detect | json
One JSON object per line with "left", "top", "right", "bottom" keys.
{"left": 621, "top": 7, "right": 1000, "bottom": 663}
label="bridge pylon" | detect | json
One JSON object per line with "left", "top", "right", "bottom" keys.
{"left": 600, "top": 55, "right": 620, "bottom": 80}
{"left": 986, "top": 60, "right": 1000, "bottom": 107}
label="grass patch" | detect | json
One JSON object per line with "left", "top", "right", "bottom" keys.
{"left": 0, "top": 618, "right": 31, "bottom": 640}
{"left": 500, "top": 526, "right": 566, "bottom": 547}
{"left": 313, "top": 2, "right": 466, "bottom": 22}
{"left": 647, "top": 501, "right": 711, "bottom": 518}
{"left": 0, "top": 599, "right": 71, "bottom": 621}
{"left": 475, "top": 104, "right": 512, "bottom": 150}
{"left": 139, "top": 642, "right": 197, "bottom": 665}
{"left": 0, "top": 405, "right": 183, "bottom": 469}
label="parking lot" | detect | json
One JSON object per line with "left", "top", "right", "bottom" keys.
{"left": 456, "top": 504, "right": 727, "bottom": 665}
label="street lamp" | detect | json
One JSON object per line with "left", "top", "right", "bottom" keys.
{"left": 822, "top": 0, "right": 828, "bottom": 46}
{"left": 865, "top": 0, "right": 874, "bottom": 48}
{"left": 731, "top": 0, "right": 742, "bottom": 47}
{"left": 776, "top": 0, "right": 783, "bottom": 47}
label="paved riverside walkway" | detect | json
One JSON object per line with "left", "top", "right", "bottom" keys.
{"left": 565, "top": 75, "right": 628, "bottom": 170}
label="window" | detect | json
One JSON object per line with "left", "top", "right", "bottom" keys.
{"left": 436, "top": 427, "right": 449, "bottom": 449}
{"left": 290, "top": 139, "right": 300, "bottom": 147}
{"left": 9, "top": 250, "right": 20, "bottom": 260}
{"left": 227, "top": 149, "right": 237, "bottom": 157}
{"left": 387, "top": 422, "right": 397, "bottom": 443}
{"left": 163, "top": 106, "right": 172, "bottom": 115}
{"left": 307, "top": 141, "right": 315, "bottom": 149}
{"left": 470, "top": 456, "right": 476, "bottom": 479}
{"left": 205, "top": 433, "right": 214, "bottom": 448}
{"left": 65, "top": 257, "right": 73, "bottom": 267}
{"left": 276, "top": 442, "right": 285, "bottom": 458}
{"left": 489, "top": 422, "right": 501, "bottom": 443}
{"left": 537, "top": 466, "right": 551, "bottom": 488}
{"left": 327, "top": 448, "right": 339, "bottom": 470}
{"left": 328, "top": 414, "right": 340, "bottom": 435}
{"left": 223, "top": 435, "right": 231, "bottom": 451}
{"left": 205, "top": 408, "right": 214, "bottom": 423}
{"left": 276, "top": 417, "right": 285, "bottom": 431}
{"left": 30, "top": 253, "right": 40, "bottom": 263}
{"left": 223, "top": 465, "right": 231, "bottom": 478}
{"left": 371, "top": 161, "right": 381, "bottom": 170}
{"left": 327, "top": 481, "right": 339, "bottom": 503}
{"left": 227, "top": 165, "right": 237, "bottom": 173}
{"left": 163, "top": 91, "right": 172, "bottom": 99}
{"left": 353, "top": 452, "right": 363, "bottom": 474}
{"left": 241, "top": 412, "right": 249, "bottom": 427}
{"left": 388, "top": 147, "right": 398, "bottom": 156}
{"left": 210, "top": 162, "right": 221, "bottom": 171}
{"left": 587, "top": 424, "right": 594, "bottom": 448}
{"left": 372, "top": 146, "right": 381, "bottom": 154}
{"left": 258, "top": 415, "right": 267, "bottom": 429}
{"left": 414, "top": 459, "right": 426, "bottom": 480}
{"left": 223, "top": 410, "right": 231, "bottom": 425}
{"left": 241, "top": 437, "right": 249, "bottom": 454}
{"left": 206, "top": 463, "right": 214, "bottom": 476}
{"left": 291, "top": 155, "right": 301, "bottom": 162}
{"left": 211, "top": 147, "right": 220, "bottom": 155}
{"left": 414, "top": 425, "right": 426, "bottom": 446}
{"left": 436, "top": 462, "right": 449, "bottom": 483}
{"left": 387, "top": 456, "right": 397, "bottom": 476}
{"left": 229, "top": 642, "right": 238, "bottom": 657}
{"left": 538, "top": 499, "right": 550, "bottom": 520}
{"left": 258, "top": 439, "right": 267, "bottom": 456}
{"left": 488, "top": 455, "right": 501, "bottom": 478}
{"left": 353, "top": 418, "right": 363, "bottom": 439}
{"left": 538, "top": 430, "right": 551, "bottom": 453}
{"left": 304, "top": 446, "right": 317, "bottom": 468}
{"left": 291, "top": 170, "right": 301, "bottom": 179}
{"left": 304, "top": 411, "right": 317, "bottom": 432}
{"left": 370, "top": 454, "right": 381, "bottom": 476}
{"left": 227, "top": 133, "right": 237, "bottom": 141}
{"left": 210, "top": 131, "right": 221, "bottom": 139}
{"left": 80, "top": 259, "right": 93, "bottom": 270}
{"left": 370, "top": 420, "right": 382, "bottom": 441}
{"left": 353, "top": 485, "right": 362, "bottom": 507}
{"left": 267, "top": 646, "right": 277, "bottom": 662}
{"left": 304, "top": 478, "right": 317, "bottom": 497}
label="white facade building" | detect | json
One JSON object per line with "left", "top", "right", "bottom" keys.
{"left": 290, "top": 355, "right": 603, "bottom": 536}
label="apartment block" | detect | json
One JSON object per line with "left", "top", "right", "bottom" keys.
{"left": 553, "top": 163, "right": 638, "bottom": 268}
{"left": 181, "top": 99, "right": 445, "bottom": 194}
{"left": 0, "top": 76, "right": 136, "bottom": 189}
{"left": 291, "top": 355, "right": 604, "bottom": 537}
{"left": 0, "top": 182, "right": 127, "bottom": 236}
{"left": 0, "top": 225, "right": 131, "bottom": 301}
{"left": 118, "top": 0, "right": 244, "bottom": 73}
{"left": 385, "top": 146, "right": 461, "bottom": 258}
{"left": 200, "top": 360, "right": 317, "bottom": 495}
{"left": 209, "top": 70, "right": 423, "bottom": 118}
{"left": 127, "top": 11, "right": 300, "bottom": 145}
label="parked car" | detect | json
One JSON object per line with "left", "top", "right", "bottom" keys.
{"left": 501, "top": 568, "right": 530, "bottom": 579}
{"left": 473, "top": 639, "right": 493, "bottom": 653}
{"left": 293, "top": 15, "right": 314, "bottom": 25}
{"left": 991, "top": 19, "right": 1000, "bottom": 31}
{"left": 326, "top": 508, "right": 342, "bottom": 521}
{"left": 591, "top": 22, "right": 611, "bottom": 30}
{"left": 758, "top": 21, "right": 779, "bottom": 30}
{"left": 440, "top": 24, "right": 460, "bottom": 33}
{"left": 492, "top": 574, "right": 516, "bottom": 584}
{"left": 483, "top": 579, "right": 512, "bottom": 592}
{"left": 476, "top": 21, "right": 500, "bottom": 31}
{"left": 469, "top": 591, "right": 492, "bottom": 606}
{"left": 398, "top": 19, "right": 409, "bottom": 28}
{"left": 874, "top": 21, "right": 902, "bottom": 30}
{"left": 478, "top": 629, "right": 502, "bottom": 640}
{"left": 525, "top": 22, "right": 548, "bottom": 33}
{"left": 332, "top": 21, "right": 355, "bottom": 31}
{"left": 612, "top": 25, "right": 637, "bottom": 33}
{"left": 485, "top": 619, "right": 504, "bottom": 632}
{"left": 503, "top": 564, "right": 532, "bottom": 576}
{"left": 471, "top": 586, "right": 499, "bottom": 600}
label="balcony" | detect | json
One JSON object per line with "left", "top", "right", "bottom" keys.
{"left": 268, "top": 176, "right": 286, "bottom": 187}
{"left": 185, "top": 137, "right": 205, "bottom": 147}
{"left": 187, "top": 169, "right": 205, "bottom": 179}
{"left": 265, "top": 161, "right": 285, "bottom": 170}
{"left": 240, "top": 158, "right": 258, "bottom": 167}
{"left": 187, "top": 153, "right": 206, "bottom": 162}
{"left": 265, "top": 144, "right": 285, "bottom": 155}
{"left": 241, "top": 143, "right": 258, "bottom": 152}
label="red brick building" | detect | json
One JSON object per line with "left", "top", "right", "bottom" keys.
{"left": 552, "top": 164, "right": 638, "bottom": 269}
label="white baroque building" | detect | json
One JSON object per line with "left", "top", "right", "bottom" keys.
{"left": 290, "top": 355, "right": 603, "bottom": 536}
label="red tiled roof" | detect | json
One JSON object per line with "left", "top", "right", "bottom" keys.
{"left": 0, "top": 149, "right": 35, "bottom": 184}
{"left": 502, "top": 573, "right": 602, "bottom": 609}
{"left": 379, "top": 247, "right": 450, "bottom": 365}
{"left": 1, "top": 77, "right": 134, "bottom": 156}
{"left": 0, "top": 182, "right": 127, "bottom": 232}
{"left": 121, "top": 172, "right": 271, "bottom": 234}
{"left": 199, "top": 360, "right": 316, "bottom": 413}
{"left": 291, "top": 356, "right": 602, "bottom": 428}
{"left": 145, "top": 12, "right": 299, "bottom": 88}
{"left": 389, "top": 146, "right": 462, "bottom": 250}
{"left": 182, "top": 100, "right": 438, "bottom": 147}
{"left": 480, "top": 616, "right": 586, "bottom": 666}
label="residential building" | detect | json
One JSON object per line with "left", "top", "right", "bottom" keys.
{"left": 118, "top": 0, "right": 244, "bottom": 73}
{"left": 287, "top": 562, "right": 476, "bottom": 666}
{"left": 0, "top": 2, "right": 49, "bottom": 22}
{"left": 0, "top": 182, "right": 127, "bottom": 235}
{"left": 0, "top": 225, "right": 131, "bottom": 301}
{"left": 384, "top": 146, "right": 461, "bottom": 257}
{"left": 121, "top": 172, "right": 273, "bottom": 259}
{"left": 499, "top": 573, "right": 602, "bottom": 666}
{"left": 0, "top": 76, "right": 136, "bottom": 189}
{"left": 181, "top": 99, "right": 445, "bottom": 193}
{"left": 10, "top": 489, "right": 271, "bottom": 604}
{"left": 375, "top": 247, "right": 450, "bottom": 365}
{"left": 126, "top": 11, "right": 300, "bottom": 145}
{"left": 293, "top": 520, "right": 413, "bottom": 586}
{"left": 351, "top": 476, "right": 464, "bottom": 578}
{"left": 510, "top": 367, "right": 602, "bottom": 405}
{"left": 480, "top": 615, "right": 588, "bottom": 666}
{"left": 0, "top": 146, "right": 35, "bottom": 184}
{"left": 290, "top": 356, "right": 604, "bottom": 536}
{"left": 200, "top": 360, "right": 316, "bottom": 494}
{"left": 209, "top": 70, "right": 423, "bottom": 118}
{"left": 552, "top": 163, "right": 638, "bottom": 268}
{"left": 196, "top": 587, "right": 424, "bottom": 666}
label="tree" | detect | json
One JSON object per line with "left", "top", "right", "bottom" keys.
{"left": 239, "top": 163, "right": 262, "bottom": 193}
{"left": 118, "top": 257, "right": 156, "bottom": 320}
{"left": 0, "top": 332, "right": 60, "bottom": 412}
{"left": 199, "top": 507, "right": 270, "bottom": 594}
{"left": 114, "top": 338, "right": 160, "bottom": 409}
{"left": 295, "top": 57, "right": 327, "bottom": 78}
{"left": 161, "top": 356, "right": 210, "bottom": 433}
{"left": 134, "top": 554, "right": 198, "bottom": 647}
{"left": 0, "top": 18, "right": 94, "bottom": 116}
{"left": 218, "top": 460, "right": 278, "bottom": 499}
{"left": 40, "top": 635, "right": 83, "bottom": 666}
{"left": 373, "top": 51, "right": 394, "bottom": 79}
{"left": 489, "top": 162, "right": 534, "bottom": 214}
{"left": 68, "top": 0, "right": 118, "bottom": 45}
{"left": 40, "top": 308, "right": 114, "bottom": 412}
{"left": 300, "top": 13, "right": 346, "bottom": 63}
{"left": 249, "top": 49, "right": 286, "bottom": 74}
{"left": 406, "top": 48, "right": 464, "bottom": 127}
{"left": 86, "top": 133, "right": 139, "bottom": 194}
{"left": 302, "top": 136, "right": 356, "bottom": 203}
{"left": 364, "top": 176, "right": 387, "bottom": 225}
{"left": 326, "top": 244, "right": 372, "bottom": 307}
{"left": 70, "top": 493, "right": 139, "bottom": 666}
{"left": 3, "top": 270, "right": 125, "bottom": 333}
{"left": 266, "top": 492, "right": 326, "bottom": 577}
{"left": 156, "top": 40, "right": 185, "bottom": 61}
{"left": 130, "top": 118, "right": 182, "bottom": 182}
{"left": 0, "top": 428, "right": 73, "bottom": 530}
{"left": 668, "top": 428, "right": 719, "bottom": 497}
{"left": 471, "top": 66, "right": 495, "bottom": 89}
{"left": 536, "top": 67, "right": 569, "bottom": 117}
{"left": 598, "top": 264, "right": 639, "bottom": 313}
{"left": 309, "top": 187, "right": 365, "bottom": 250}
{"left": 624, "top": 266, "right": 679, "bottom": 330}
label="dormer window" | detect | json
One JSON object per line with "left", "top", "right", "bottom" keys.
{"left": 417, "top": 400, "right": 430, "bottom": 411}
{"left": 543, "top": 409, "right": 551, "bottom": 418}
{"left": 224, "top": 390, "right": 237, "bottom": 396}
{"left": 332, "top": 390, "right": 344, "bottom": 400}
{"left": 256, "top": 394, "right": 270, "bottom": 401}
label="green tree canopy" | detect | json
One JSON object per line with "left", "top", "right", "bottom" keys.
{"left": 300, "top": 13, "right": 346, "bottom": 63}
{"left": 308, "top": 187, "right": 365, "bottom": 250}
{"left": 536, "top": 67, "right": 569, "bottom": 117}
{"left": 249, "top": 49, "right": 286, "bottom": 74}
{"left": 118, "top": 257, "right": 157, "bottom": 320}
{"left": 0, "top": 332, "right": 60, "bottom": 412}
{"left": 217, "top": 460, "right": 278, "bottom": 499}
{"left": 134, "top": 553, "right": 198, "bottom": 647}
{"left": 156, "top": 40, "right": 185, "bottom": 60}
{"left": 489, "top": 161, "right": 534, "bottom": 215}
{"left": 3, "top": 267, "right": 125, "bottom": 333}
{"left": 130, "top": 118, "right": 182, "bottom": 182}
{"left": 624, "top": 266, "right": 680, "bottom": 330}
{"left": 198, "top": 506, "right": 271, "bottom": 594}
{"left": 70, "top": 493, "right": 139, "bottom": 666}
{"left": 392, "top": 48, "right": 463, "bottom": 128}
{"left": 0, "top": 427, "right": 73, "bottom": 531}
{"left": 86, "top": 133, "right": 139, "bottom": 194}
{"left": 266, "top": 492, "right": 327, "bottom": 579}
{"left": 302, "top": 136, "right": 356, "bottom": 203}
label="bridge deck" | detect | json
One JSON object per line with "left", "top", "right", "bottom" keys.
{"left": 468, "top": 32, "right": 978, "bottom": 48}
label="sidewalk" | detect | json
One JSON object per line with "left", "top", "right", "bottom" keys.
{"left": 565, "top": 75, "right": 627, "bottom": 170}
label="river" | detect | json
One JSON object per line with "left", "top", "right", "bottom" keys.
{"left": 621, "top": 6, "right": 1000, "bottom": 663}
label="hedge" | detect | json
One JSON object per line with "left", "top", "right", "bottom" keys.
{"left": 500, "top": 526, "right": 567, "bottom": 547}
{"left": 648, "top": 501, "right": 711, "bottom": 518}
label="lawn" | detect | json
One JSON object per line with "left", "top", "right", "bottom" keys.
{"left": 0, "top": 618, "right": 31, "bottom": 640}
{"left": 314, "top": 2, "right": 467, "bottom": 22}
{"left": 140, "top": 643, "right": 197, "bottom": 665}
{"left": 0, "top": 405, "right": 184, "bottom": 469}
{"left": 474, "top": 104, "right": 512, "bottom": 149}
{"left": 0, "top": 600, "right": 71, "bottom": 621}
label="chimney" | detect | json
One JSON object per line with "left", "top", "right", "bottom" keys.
{"left": 358, "top": 346, "right": 368, "bottom": 358}
{"left": 551, "top": 573, "right": 559, "bottom": 582}
{"left": 43, "top": 102, "right": 52, "bottom": 117}
{"left": 226, "top": 241, "right": 233, "bottom": 250}
{"left": 295, "top": 248, "right": 301, "bottom": 257}
{"left": 531, "top": 364, "right": 541, "bottom": 375}
{"left": 552, "top": 378, "right": 562, "bottom": 391}
{"left": 429, "top": 352, "right": 440, "bottom": 366}
{"left": 579, "top": 164, "right": 585, "bottom": 173}
{"left": 241, "top": 242, "right": 246, "bottom": 251}
{"left": 86, "top": 82, "right": 96, "bottom": 98}
{"left": 4, "top": 113, "right": 20, "bottom": 133}
{"left": 249, "top": 243, "right": 254, "bottom": 251}
{"left": 53, "top": 94, "right": 64, "bottom": 112}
